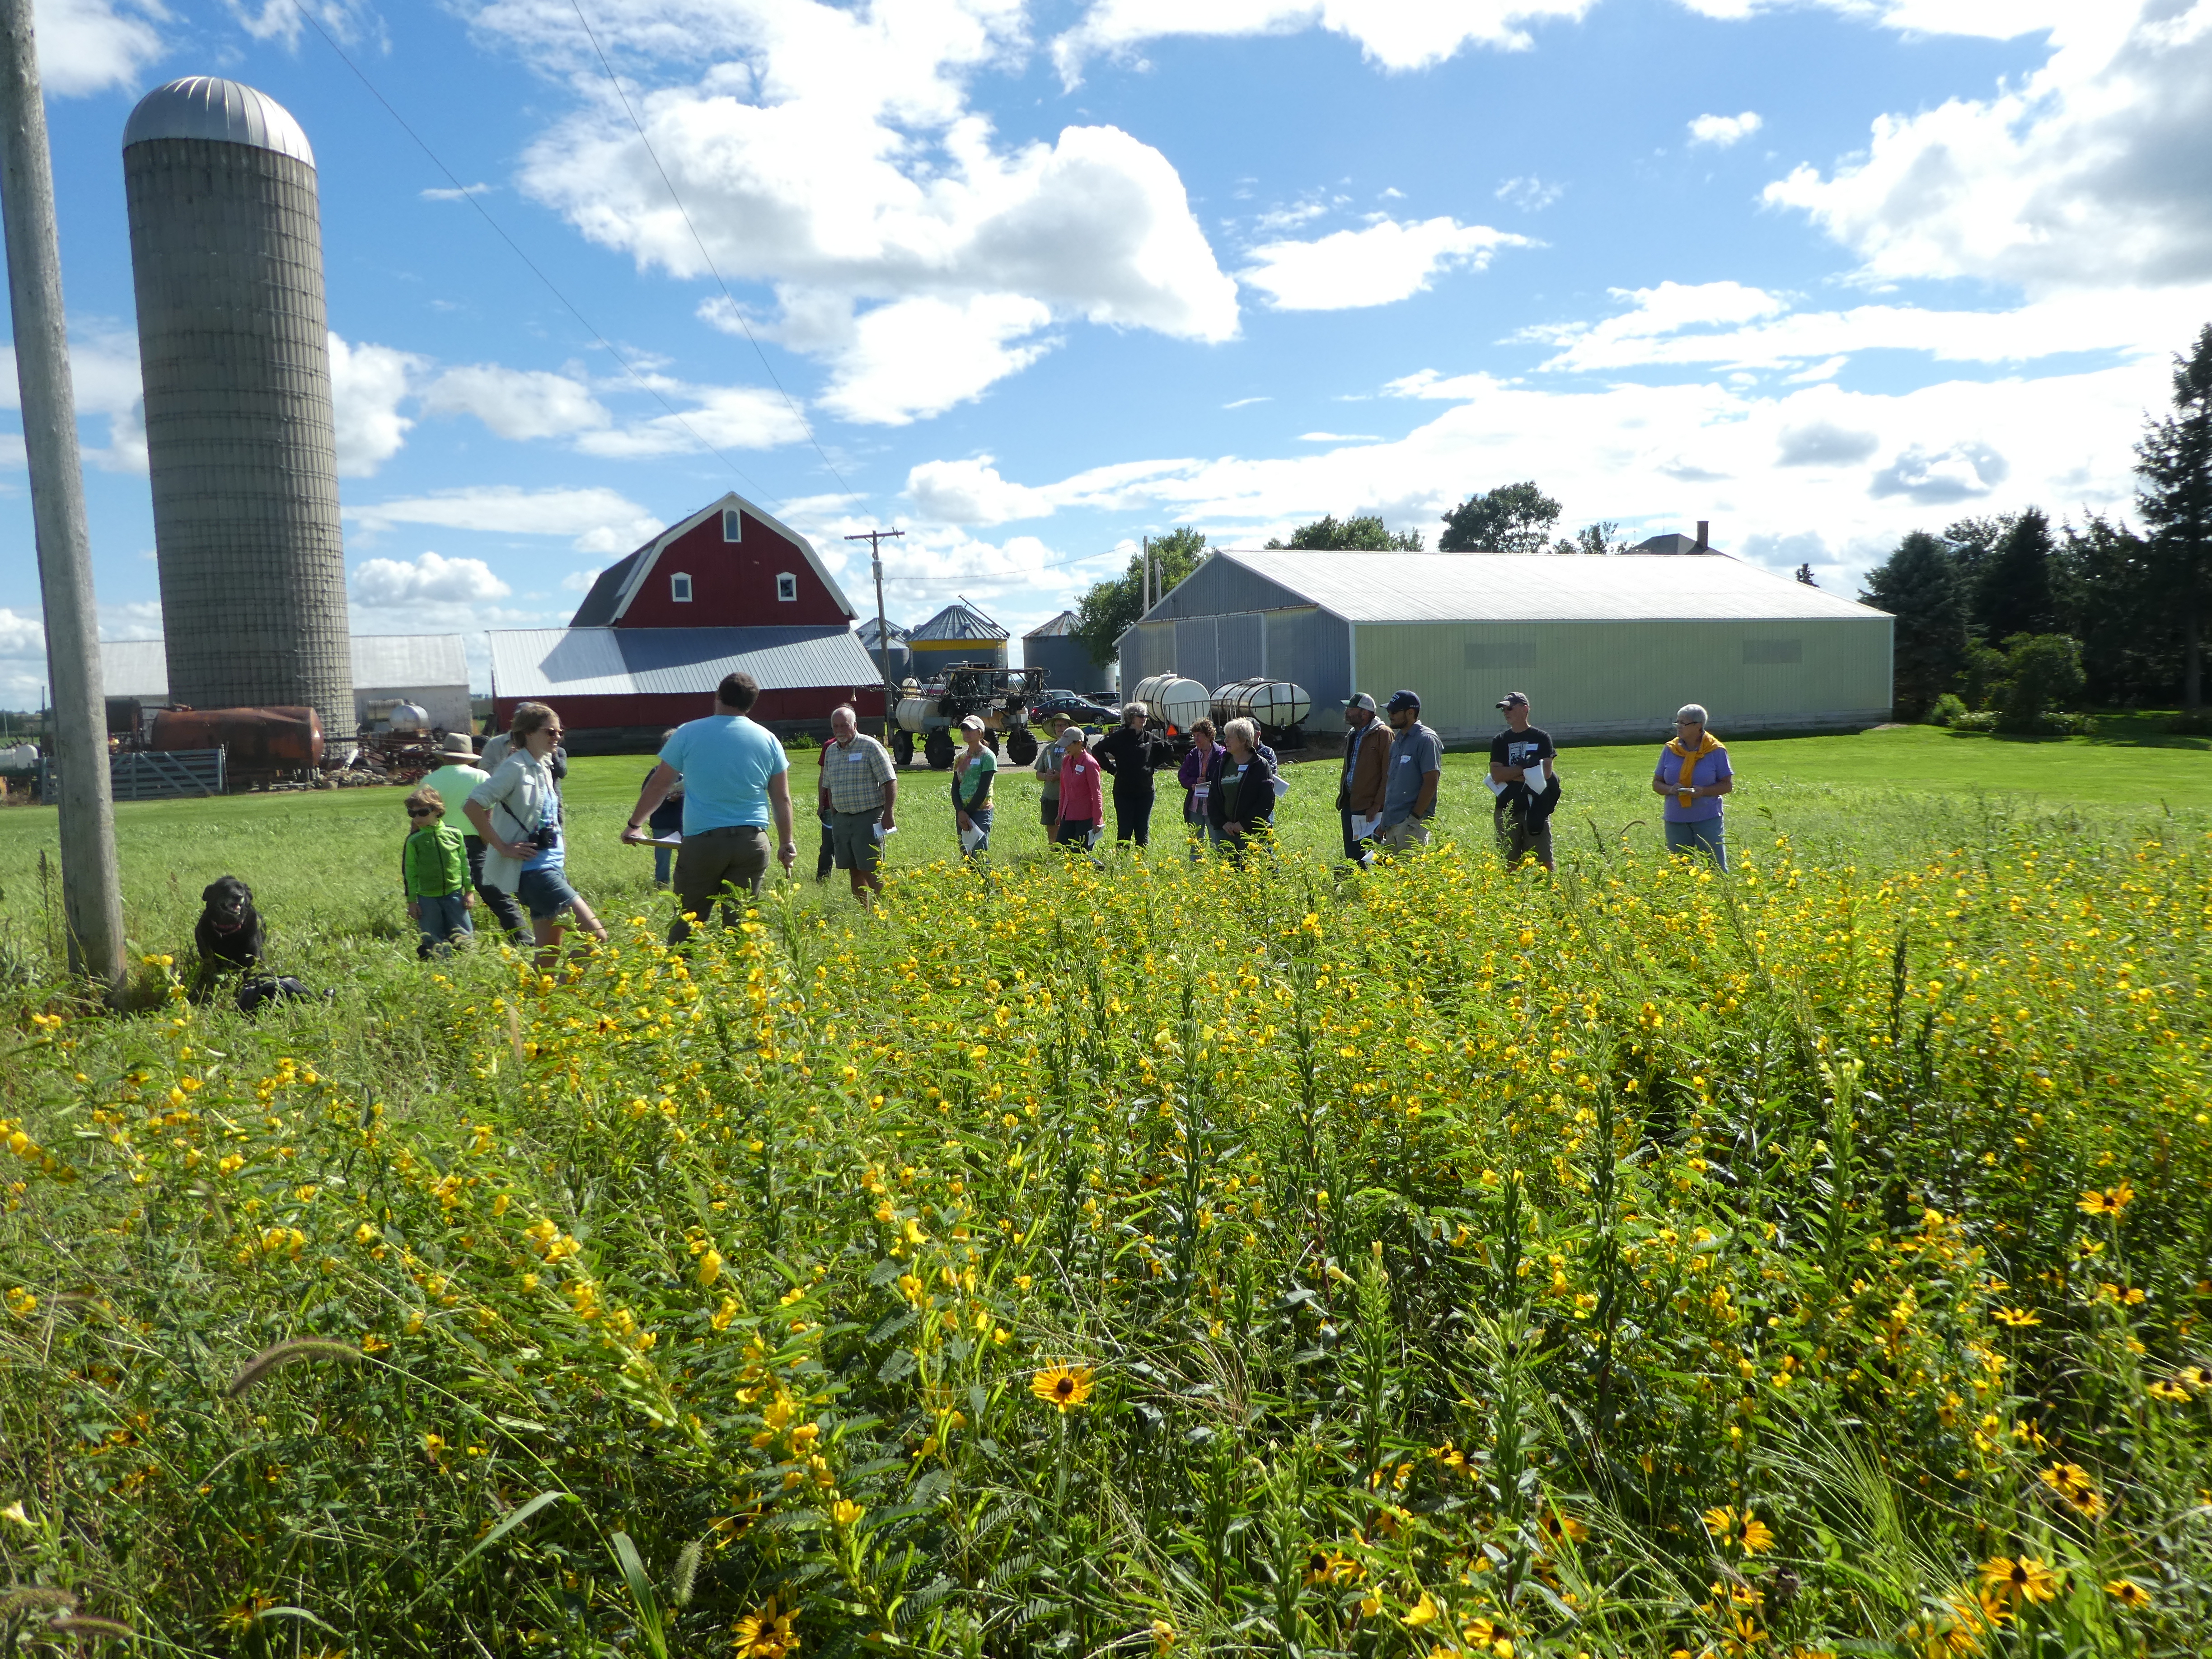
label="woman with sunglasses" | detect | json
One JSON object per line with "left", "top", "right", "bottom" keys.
{"left": 467, "top": 702, "right": 609, "bottom": 963}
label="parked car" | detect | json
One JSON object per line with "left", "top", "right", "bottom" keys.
{"left": 1032, "top": 689, "right": 1119, "bottom": 725}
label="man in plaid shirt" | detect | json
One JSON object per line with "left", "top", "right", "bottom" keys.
{"left": 819, "top": 704, "right": 898, "bottom": 906}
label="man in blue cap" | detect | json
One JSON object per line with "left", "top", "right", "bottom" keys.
{"left": 1377, "top": 689, "right": 1441, "bottom": 852}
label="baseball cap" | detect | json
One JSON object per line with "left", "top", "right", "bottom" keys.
{"left": 1495, "top": 691, "right": 1529, "bottom": 710}
{"left": 1343, "top": 691, "right": 1377, "bottom": 712}
{"left": 1385, "top": 689, "right": 1420, "bottom": 713}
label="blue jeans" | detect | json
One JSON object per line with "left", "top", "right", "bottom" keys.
{"left": 415, "top": 890, "right": 473, "bottom": 957}
{"left": 653, "top": 844, "right": 674, "bottom": 886}
{"left": 1665, "top": 817, "right": 1727, "bottom": 869}
{"left": 960, "top": 806, "right": 993, "bottom": 858}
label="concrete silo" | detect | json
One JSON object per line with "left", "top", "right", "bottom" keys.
{"left": 122, "top": 77, "right": 353, "bottom": 745}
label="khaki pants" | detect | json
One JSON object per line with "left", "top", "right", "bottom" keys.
{"left": 670, "top": 825, "right": 769, "bottom": 943}
{"left": 1379, "top": 816, "right": 1430, "bottom": 853}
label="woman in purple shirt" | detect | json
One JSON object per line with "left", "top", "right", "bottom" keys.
{"left": 1178, "top": 718, "right": 1225, "bottom": 861}
{"left": 1651, "top": 703, "right": 1732, "bottom": 869}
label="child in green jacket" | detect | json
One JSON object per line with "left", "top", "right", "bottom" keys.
{"left": 402, "top": 786, "right": 474, "bottom": 958}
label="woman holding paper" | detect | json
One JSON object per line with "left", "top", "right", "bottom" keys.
{"left": 1179, "top": 718, "right": 1224, "bottom": 859}
{"left": 1652, "top": 703, "right": 1732, "bottom": 869}
{"left": 952, "top": 716, "right": 996, "bottom": 858}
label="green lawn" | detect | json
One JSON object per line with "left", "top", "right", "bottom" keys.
{"left": 1563, "top": 719, "right": 2212, "bottom": 808}
{"left": 0, "top": 723, "right": 2205, "bottom": 976}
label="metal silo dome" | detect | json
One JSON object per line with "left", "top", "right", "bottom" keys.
{"left": 122, "top": 76, "right": 316, "bottom": 165}
{"left": 122, "top": 77, "right": 355, "bottom": 749}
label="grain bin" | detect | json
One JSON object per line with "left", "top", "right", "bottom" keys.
{"left": 123, "top": 78, "right": 354, "bottom": 748}
{"left": 1129, "top": 674, "right": 1209, "bottom": 735}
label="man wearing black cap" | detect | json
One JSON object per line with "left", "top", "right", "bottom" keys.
{"left": 1334, "top": 692, "right": 1393, "bottom": 866}
{"left": 1488, "top": 692, "right": 1557, "bottom": 872}
{"left": 1377, "top": 689, "right": 1441, "bottom": 852}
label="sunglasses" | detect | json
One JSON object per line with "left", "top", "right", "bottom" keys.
{"left": 408, "top": 808, "right": 437, "bottom": 819}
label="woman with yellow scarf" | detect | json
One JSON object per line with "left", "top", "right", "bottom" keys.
{"left": 1652, "top": 703, "right": 1732, "bottom": 869}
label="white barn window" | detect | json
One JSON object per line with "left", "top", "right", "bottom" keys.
{"left": 776, "top": 572, "right": 798, "bottom": 602}
{"left": 722, "top": 508, "right": 742, "bottom": 542}
{"left": 670, "top": 572, "right": 693, "bottom": 603}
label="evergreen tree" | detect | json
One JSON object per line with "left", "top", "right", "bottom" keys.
{"left": 1975, "top": 507, "right": 2062, "bottom": 643}
{"left": 2062, "top": 514, "right": 2178, "bottom": 706}
{"left": 2135, "top": 322, "right": 2212, "bottom": 709}
{"left": 1858, "top": 530, "right": 1967, "bottom": 720}
{"left": 1072, "top": 527, "right": 1208, "bottom": 667}
{"left": 1439, "top": 482, "right": 1561, "bottom": 552}
{"left": 1264, "top": 514, "right": 1422, "bottom": 550}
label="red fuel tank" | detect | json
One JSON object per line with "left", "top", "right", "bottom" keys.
{"left": 150, "top": 706, "right": 324, "bottom": 775}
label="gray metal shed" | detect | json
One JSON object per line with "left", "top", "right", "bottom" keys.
{"left": 100, "top": 634, "right": 473, "bottom": 734}
{"left": 1119, "top": 550, "right": 1892, "bottom": 747}
{"left": 1021, "top": 611, "right": 1103, "bottom": 694}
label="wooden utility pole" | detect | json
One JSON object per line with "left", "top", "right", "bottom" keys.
{"left": 845, "top": 529, "right": 905, "bottom": 743}
{"left": 0, "top": 0, "right": 123, "bottom": 992}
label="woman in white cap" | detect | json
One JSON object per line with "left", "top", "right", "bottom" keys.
{"left": 951, "top": 715, "right": 996, "bottom": 858}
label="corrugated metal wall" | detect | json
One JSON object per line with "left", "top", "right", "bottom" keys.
{"left": 1352, "top": 617, "right": 1892, "bottom": 744}
{"left": 1022, "top": 634, "right": 1098, "bottom": 693}
{"left": 1119, "top": 553, "right": 1353, "bottom": 717}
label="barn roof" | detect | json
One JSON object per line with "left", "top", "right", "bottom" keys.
{"left": 1024, "top": 609, "right": 1078, "bottom": 638}
{"left": 99, "top": 635, "right": 470, "bottom": 701}
{"left": 911, "top": 600, "right": 1008, "bottom": 642}
{"left": 487, "top": 626, "right": 881, "bottom": 700}
{"left": 568, "top": 492, "right": 857, "bottom": 627}
{"left": 1180, "top": 550, "right": 1888, "bottom": 625}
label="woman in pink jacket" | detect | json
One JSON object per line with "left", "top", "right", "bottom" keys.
{"left": 1055, "top": 725, "right": 1105, "bottom": 846}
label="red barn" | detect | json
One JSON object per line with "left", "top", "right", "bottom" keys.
{"left": 487, "top": 492, "right": 886, "bottom": 751}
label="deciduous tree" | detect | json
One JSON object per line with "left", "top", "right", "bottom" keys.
{"left": 1439, "top": 482, "right": 1561, "bottom": 553}
{"left": 1264, "top": 514, "right": 1423, "bottom": 551}
{"left": 1072, "top": 527, "right": 1208, "bottom": 668}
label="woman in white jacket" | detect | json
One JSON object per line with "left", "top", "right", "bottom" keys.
{"left": 465, "top": 703, "right": 607, "bottom": 963}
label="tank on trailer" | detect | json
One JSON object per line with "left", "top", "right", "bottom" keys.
{"left": 150, "top": 705, "right": 323, "bottom": 787}
{"left": 1128, "top": 675, "right": 1209, "bottom": 736}
{"left": 1210, "top": 678, "right": 1312, "bottom": 751}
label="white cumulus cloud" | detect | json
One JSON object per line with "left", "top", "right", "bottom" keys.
{"left": 1764, "top": 1, "right": 2212, "bottom": 292}
{"left": 34, "top": 0, "right": 164, "bottom": 96}
{"left": 1052, "top": 0, "right": 1599, "bottom": 83}
{"left": 1242, "top": 216, "right": 1530, "bottom": 310}
{"left": 329, "top": 335, "right": 422, "bottom": 477}
{"left": 346, "top": 486, "right": 664, "bottom": 553}
{"left": 423, "top": 365, "right": 612, "bottom": 441}
{"left": 351, "top": 551, "right": 514, "bottom": 607}
{"left": 475, "top": 0, "right": 1237, "bottom": 418}
{"left": 1687, "top": 110, "right": 1762, "bottom": 147}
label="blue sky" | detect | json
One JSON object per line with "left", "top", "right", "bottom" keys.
{"left": 2, "top": 0, "right": 2205, "bottom": 700}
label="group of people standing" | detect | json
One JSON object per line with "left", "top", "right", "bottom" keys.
{"left": 391, "top": 672, "right": 1742, "bottom": 960}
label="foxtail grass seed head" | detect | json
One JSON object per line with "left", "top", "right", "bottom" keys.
{"left": 225, "top": 1338, "right": 368, "bottom": 1397}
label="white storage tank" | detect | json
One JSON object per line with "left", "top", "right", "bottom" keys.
{"left": 1211, "top": 678, "right": 1312, "bottom": 731}
{"left": 895, "top": 696, "right": 939, "bottom": 734}
{"left": 1129, "top": 674, "right": 1209, "bottom": 734}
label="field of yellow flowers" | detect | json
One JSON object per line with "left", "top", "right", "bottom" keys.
{"left": 2, "top": 821, "right": 2209, "bottom": 1658}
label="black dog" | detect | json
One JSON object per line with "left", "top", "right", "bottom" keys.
{"left": 193, "top": 876, "right": 266, "bottom": 998}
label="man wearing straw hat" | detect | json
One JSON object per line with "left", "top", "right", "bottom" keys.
{"left": 421, "top": 732, "right": 525, "bottom": 942}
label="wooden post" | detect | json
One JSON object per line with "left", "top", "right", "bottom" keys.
{"left": 0, "top": 0, "right": 124, "bottom": 991}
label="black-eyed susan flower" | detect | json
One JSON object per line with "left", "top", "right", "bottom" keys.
{"left": 2038, "top": 1462, "right": 2104, "bottom": 1516}
{"left": 2104, "top": 1579, "right": 2151, "bottom": 1610}
{"left": 732, "top": 1594, "right": 796, "bottom": 1658}
{"left": 1030, "top": 1364, "right": 1094, "bottom": 1412}
{"left": 1979, "top": 1555, "right": 2060, "bottom": 1607}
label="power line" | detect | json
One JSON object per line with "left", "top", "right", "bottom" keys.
{"left": 287, "top": 0, "right": 781, "bottom": 505}
{"left": 567, "top": 0, "right": 860, "bottom": 506}
{"left": 879, "top": 547, "right": 1136, "bottom": 583}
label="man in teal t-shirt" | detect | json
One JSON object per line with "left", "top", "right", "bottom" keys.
{"left": 624, "top": 671, "right": 797, "bottom": 942}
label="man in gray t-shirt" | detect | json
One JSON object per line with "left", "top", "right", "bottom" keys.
{"left": 1378, "top": 689, "right": 1442, "bottom": 852}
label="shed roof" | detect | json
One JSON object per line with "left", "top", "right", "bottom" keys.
{"left": 911, "top": 600, "right": 1008, "bottom": 642}
{"left": 1177, "top": 550, "right": 1888, "bottom": 625}
{"left": 100, "top": 635, "right": 471, "bottom": 701}
{"left": 353, "top": 634, "right": 468, "bottom": 688}
{"left": 568, "top": 492, "right": 857, "bottom": 626}
{"left": 1024, "top": 609, "right": 1078, "bottom": 638}
{"left": 487, "top": 626, "right": 880, "bottom": 700}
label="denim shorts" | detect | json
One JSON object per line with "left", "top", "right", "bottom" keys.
{"left": 515, "top": 865, "right": 581, "bottom": 921}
